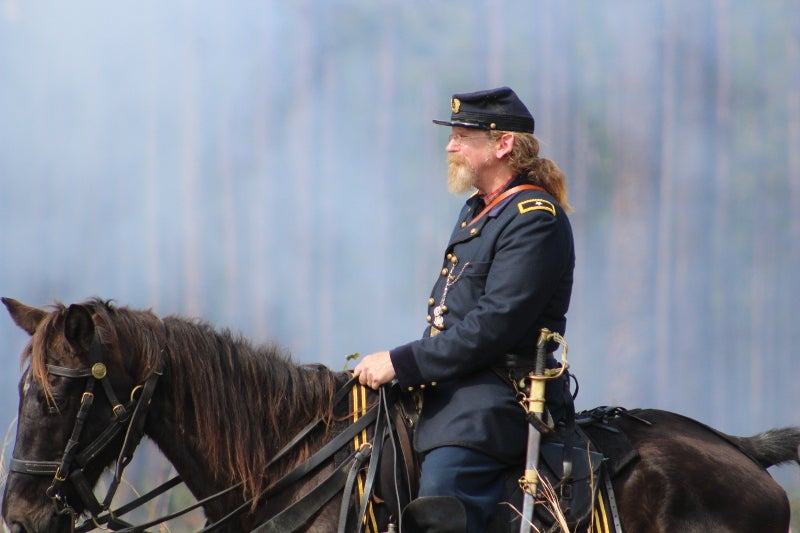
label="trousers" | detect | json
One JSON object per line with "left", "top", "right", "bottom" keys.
{"left": 418, "top": 445, "right": 517, "bottom": 533}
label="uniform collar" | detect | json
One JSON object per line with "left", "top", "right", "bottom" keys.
{"left": 480, "top": 174, "right": 516, "bottom": 206}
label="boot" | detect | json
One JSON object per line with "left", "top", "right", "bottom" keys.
{"left": 400, "top": 496, "right": 467, "bottom": 533}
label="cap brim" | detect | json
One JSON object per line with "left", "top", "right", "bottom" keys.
{"left": 432, "top": 119, "right": 486, "bottom": 129}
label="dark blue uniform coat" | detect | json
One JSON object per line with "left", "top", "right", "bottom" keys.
{"left": 389, "top": 174, "right": 574, "bottom": 463}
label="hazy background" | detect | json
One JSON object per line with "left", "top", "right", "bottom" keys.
{"left": 2, "top": 0, "right": 799, "bottom": 528}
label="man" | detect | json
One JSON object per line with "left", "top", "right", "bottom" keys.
{"left": 354, "top": 86, "right": 574, "bottom": 533}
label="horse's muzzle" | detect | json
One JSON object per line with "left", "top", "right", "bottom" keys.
{"left": 2, "top": 497, "right": 72, "bottom": 533}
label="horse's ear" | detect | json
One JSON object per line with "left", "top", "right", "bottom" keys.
{"left": 65, "top": 304, "right": 95, "bottom": 350}
{"left": 2, "top": 297, "right": 47, "bottom": 336}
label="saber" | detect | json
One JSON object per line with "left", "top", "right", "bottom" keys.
{"left": 518, "top": 328, "right": 551, "bottom": 533}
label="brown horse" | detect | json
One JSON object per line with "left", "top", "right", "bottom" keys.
{"left": 2, "top": 297, "right": 799, "bottom": 532}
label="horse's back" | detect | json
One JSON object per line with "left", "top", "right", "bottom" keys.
{"left": 610, "top": 409, "right": 791, "bottom": 533}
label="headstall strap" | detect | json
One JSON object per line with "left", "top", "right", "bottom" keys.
{"left": 46, "top": 365, "right": 98, "bottom": 500}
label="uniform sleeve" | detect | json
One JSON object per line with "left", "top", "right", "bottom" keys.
{"left": 391, "top": 205, "right": 573, "bottom": 390}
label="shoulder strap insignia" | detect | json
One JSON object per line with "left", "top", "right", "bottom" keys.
{"left": 518, "top": 198, "right": 556, "bottom": 216}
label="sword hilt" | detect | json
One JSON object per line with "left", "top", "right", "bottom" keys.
{"left": 518, "top": 328, "right": 561, "bottom": 533}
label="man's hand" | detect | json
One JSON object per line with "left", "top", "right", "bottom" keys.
{"left": 353, "top": 351, "right": 396, "bottom": 390}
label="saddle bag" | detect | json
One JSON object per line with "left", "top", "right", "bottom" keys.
{"left": 533, "top": 441, "right": 604, "bottom": 530}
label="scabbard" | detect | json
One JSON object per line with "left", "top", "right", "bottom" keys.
{"left": 519, "top": 427, "right": 542, "bottom": 533}
{"left": 518, "top": 328, "right": 551, "bottom": 533}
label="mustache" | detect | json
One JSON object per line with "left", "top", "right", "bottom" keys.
{"left": 447, "top": 153, "right": 467, "bottom": 166}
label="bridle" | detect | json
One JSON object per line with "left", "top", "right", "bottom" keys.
{"left": 7, "top": 321, "right": 406, "bottom": 533}
{"left": 9, "top": 330, "right": 164, "bottom": 529}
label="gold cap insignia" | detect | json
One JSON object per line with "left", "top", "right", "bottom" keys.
{"left": 451, "top": 97, "right": 461, "bottom": 113}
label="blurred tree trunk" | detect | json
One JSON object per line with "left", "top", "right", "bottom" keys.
{"left": 249, "top": 36, "right": 273, "bottom": 342}
{"left": 316, "top": 4, "right": 338, "bottom": 361}
{"left": 486, "top": 0, "right": 504, "bottom": 84}
{"left": 287, "top": 0, "right": 315, "bottom": 355}
{"left": 218, "top": 70, "right": 238, "bottom": 324}
{"left": 145, "top": 10, "right": 161, "bottom": 308}
{"left": 654, "top": 2, "right": 677, "bottom": 408}
{"left": 746, "top": 23, "right": 769, "bottom": 424}
{"left": 785, "top": 4, "right": 800, "bottom": 420}
{"left": 374, "top": 4, "right": 397, "bottom": 343}
{"left": 710, "top": 0, "right": 733, "bottom": 427}
{"left": 179, "top": 7, "right": 202, "bottom": 316}
{"left": 545, "top": 4, "right": 572, "bottom": 153}
{"left": 657, "top": 2, "right": 717, "bottom": 416}
{"left": 606, "top": 9, "right": 658, "bottom": 406}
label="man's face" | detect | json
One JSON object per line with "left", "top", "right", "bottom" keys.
{"left": 445, "top": 127, "right": 492, "bottom": 195}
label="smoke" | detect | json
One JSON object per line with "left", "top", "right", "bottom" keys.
{"left": 1, "top": 0, "right": 798, "bottom": 499}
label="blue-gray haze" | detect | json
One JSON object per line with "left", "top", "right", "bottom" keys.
{"left": 1, "top": 0, "right": 798, "bottom": 521}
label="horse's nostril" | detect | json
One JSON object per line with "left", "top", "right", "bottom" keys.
{"left": 11, "top": 522, "right": 27, "bottom": 533}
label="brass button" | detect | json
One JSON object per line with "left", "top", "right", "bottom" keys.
{"left": 431, "top": 382, "right": 438, "bottom": 387}
{"left": 428, "top": 297, "right": 435, "bottom": 306}
{"left": 407, "top": 386, "right": 415, "bottom": 392}
{"left": 420, "top": 384, "right": 426, "bottom": 390}
{"left": 446, "top": 253, "right": 453, "bottom": 261}
{"left": 469, "top": 228, "right": 477, "bottom": 235}
{"left": 461, "top": 221, "right": 467, "bottom": 228}
{"left": 441, "top": 268, "right": 449, "bottom": 276}
{"left": 450, "top": 255, "right": 458, "bottom": 265}
{"left": 426, "top": 315, "right": 432, "bottom": 323}
{"left": 440, "top": 305, "right": 448, "bottom": 313}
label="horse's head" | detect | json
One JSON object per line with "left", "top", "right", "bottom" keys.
{"left": 2, "top": 297, "right": 161, "bottom": 533}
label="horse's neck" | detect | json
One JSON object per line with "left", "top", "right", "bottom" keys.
{"left": 143, "top": 358, "right": 351, "bottom": 520}
{"left": 143, "top": 395, "right": 227, "bottom": 505}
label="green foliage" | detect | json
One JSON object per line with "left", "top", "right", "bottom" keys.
{"left": 343, "top": 352, "right": 361, "bottom": 371}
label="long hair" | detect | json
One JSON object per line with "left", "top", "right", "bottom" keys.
{"left": 490, "top": 130, "right": 572, "bottom": 212}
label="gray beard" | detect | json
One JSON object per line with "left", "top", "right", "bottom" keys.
{"left": 447, "top": 160, "right": 477, "bottom": 195}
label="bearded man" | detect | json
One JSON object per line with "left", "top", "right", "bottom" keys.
{"left": 355, "top": 87, "right": 575, "bottom": 533}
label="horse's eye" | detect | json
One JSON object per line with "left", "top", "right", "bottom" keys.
{"left": 38, "top": 392, "right": 66, "bottom": 415}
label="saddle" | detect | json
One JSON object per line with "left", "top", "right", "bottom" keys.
{"left": 516, "top": 407, "right": 640, "bottom": 533}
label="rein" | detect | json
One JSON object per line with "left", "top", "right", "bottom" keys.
{"left": 109, "top": 377, "right": 391, "bottom": 533}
